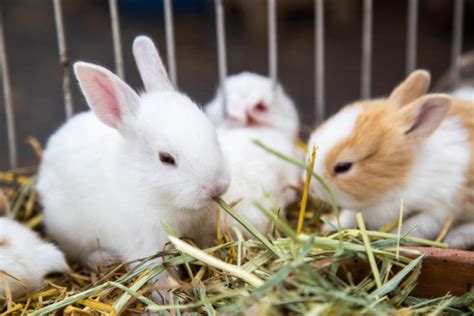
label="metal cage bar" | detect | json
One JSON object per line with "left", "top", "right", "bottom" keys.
{"left": 450, "top": 0, "right": 465, "bottom": 89}
{"left": 215, "top": 0, "right": 228, "bottom": 115}
{"left": 314, "top": 0, "right": 325, "bottom": 122}
{"left": 268, "top": 0, "right": 278, "bottom": 95}
{"left": 109, "top": 0, "right": 125, "bottom": 79}
{"left": 406, "top": 0, "right": 418, "bottom": 74}
{"left": 361, "top": 0, "right": 373, "bottom": 99}
{"left": 52, "top": 0, "right": 74, "bottom": 119}
{"left": 164, "top": 0, "right": 177, "bottom": 87}
{"left": 0, "top": 6, "right": 16, "bottom": 169}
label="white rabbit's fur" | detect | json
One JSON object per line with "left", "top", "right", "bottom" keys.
{"left": 37, "top": 39, "right": 230, "bottom": 268}
{"left": 216, "top": 127, "right": 301, "bottom": 234}
{"left": 205, "top": 74, "right": 301, "bottom": 235}
{"left": 131, "top": 38, "right": 301, "bottom": 236}
{"left": 0, "top": 218, "right": 68, "bottom": 298}
{"left": 450, "top": 86, "right": 474, "bottom": 102}
{"left": 206, "top": 72, "right": 300, "bottom": 139}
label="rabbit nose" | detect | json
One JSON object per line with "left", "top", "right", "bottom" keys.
{"left": 205, "top": 179, "right": 229, "bottom": 198}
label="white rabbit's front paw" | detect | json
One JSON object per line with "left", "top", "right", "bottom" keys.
{"left": 321, "top": 209, "right": 357, "bottom": 233}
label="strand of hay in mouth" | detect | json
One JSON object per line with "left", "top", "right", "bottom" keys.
{"left": 1, "top": 141, "right": 473, "bottom": 314}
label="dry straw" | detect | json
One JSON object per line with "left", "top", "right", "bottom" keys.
{"left": 1, "top": 141, "right": 472, "bottom": 315}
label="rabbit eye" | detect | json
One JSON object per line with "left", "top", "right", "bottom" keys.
{"left": 254, "top": 101, "right": 267, "bottom": 112}
{"left": 333, "top": 162, "right": 352, "bottom": 175}
{"left": 159, "top": 152, "right": 176, "bottom": 166}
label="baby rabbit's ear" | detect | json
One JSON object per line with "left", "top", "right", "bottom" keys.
{"left": 74, "top": 62, "right": 140, "bottom": 130}
{"left": 398, "top": 94, "right": 450, "bottom": 141}
{"left": 133, "top": 35, "right": 174, "bottom": 92}
{"left": 389, "top": 70, "right": 431, "bottom": 106}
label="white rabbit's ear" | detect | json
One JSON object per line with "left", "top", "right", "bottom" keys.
{"left": 133, "top": 35, "right": 174, "bottom": 92}
{"left": 74, "top": 62, "right": 140, "bottom": 130}
{"left": 399, "top": 94, "right": 450, "bottom": 141}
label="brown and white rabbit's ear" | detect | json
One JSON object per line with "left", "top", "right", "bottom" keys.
{"left": 74, "top": 62, "right": 140, "bottom": 130}
{"left": 398, "top": 94, "right": 451, "bottom": 141}
{"left": 389, "top": 70, "right": 431, "bottom": 107}
{"left": 132, "top": 36, "right": 174, "bottom": 93}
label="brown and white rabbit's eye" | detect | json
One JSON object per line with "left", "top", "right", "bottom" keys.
{"left": 333, "top": 162, "right": 352, "bottom": 175}
{"left": 254, "top": 101, "right": 267, "bottom": 112}
{"left": 159, "top": 152, "right": 176, "bottom": 166}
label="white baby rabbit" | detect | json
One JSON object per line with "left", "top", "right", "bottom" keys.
{"left": 0, "top": 217, "right": 68, "bottom": 298}
{"left": 308, "top": 70, "right": 474, "bottom": 249}
{"left": 133, "top": 39, "right": 301, "bottom": 236}
{"left": 37, "top": 36, "right": 230, "bottom": 271}
{"left": 205, "top": 72, "right": 300, "bottom": 140}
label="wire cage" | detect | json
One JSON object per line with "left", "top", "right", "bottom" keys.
{"left": 0, "top": 0, "right": 469, "bottom": 171}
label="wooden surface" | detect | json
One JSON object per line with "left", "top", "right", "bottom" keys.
{"left": 408, "top": 247, "right": 474, "bottom": 298}
{"left": 316, "top": 246, "right": 474, "bottom": 298}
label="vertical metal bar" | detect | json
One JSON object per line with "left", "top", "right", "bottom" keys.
{"left": 268, "top": 0, "right": 278, "bottom": 95}
{"left": 215, "top": 0, "right": 228, "bottom": 116}
{"left": 315, "top": 0, "right": 325, "bottom": 122}
{"left": 361, "top": 0, "right": 373, "bottom": 99}
{"left": 109, "top": 0, "right": 125, "bottom": 79}
{"left": 406, "top": 0, "right": 418, "bottom": 75}
{"left": 450, "top": 0, "right": 464, "bottom": 89}
{"left": 164, "top": 0, "right": 177, "bottom": 87}
{"left": 52, "top": 0, "right": 74, "bottom": 119}
{"left": 0, "top": 6, "right": 17, "bottom": 169}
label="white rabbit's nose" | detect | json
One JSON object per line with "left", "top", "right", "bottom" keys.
{"left": 205, "top": 179, "right": 229, "bottom": 198}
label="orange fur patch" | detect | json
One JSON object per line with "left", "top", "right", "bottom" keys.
{"left": 324, "top": 100, "right": 414, "bottom": 203}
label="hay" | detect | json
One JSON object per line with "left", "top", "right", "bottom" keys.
{"left": 1, "top": 142, "right": 473, "bottom": 315}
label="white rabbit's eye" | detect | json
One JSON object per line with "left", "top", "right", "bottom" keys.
{"left": 159, "top": 152, "right": 176, "bottom": 166}
{"left": 254, "top": 101, "right": 267, "bottom": 112}
{"left": 333, "top": 162, "right": 352, "bottom": 175}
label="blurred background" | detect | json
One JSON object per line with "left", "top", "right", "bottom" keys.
{"left": 0, "top": 0, "right": 473, "bottom": 170}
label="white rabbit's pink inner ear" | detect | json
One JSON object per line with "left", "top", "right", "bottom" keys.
{"left": 75, "top": 62, "right": 140, "bottom": 130}
{"left": 92, "top": 75, "right": 122, "bottom": 126}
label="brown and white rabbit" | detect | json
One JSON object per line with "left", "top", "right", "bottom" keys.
{"left": 307, "top": 70, "right": 474, "bottom": 248}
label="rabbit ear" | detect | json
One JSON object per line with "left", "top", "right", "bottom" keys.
{"left": 398, "top": 94, "right": 450, "bottom": 141}
{"left": 74, "top": 62, "right": 140, "bottom": 130}
{"left": 389, "top": 70, "right": 431, "bottom": 106}
{"left": 133, "top": 35, "right": 174, "bottom": 92}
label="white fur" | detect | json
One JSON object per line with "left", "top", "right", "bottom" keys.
{"left": 216, "top": 127, "right": 301, "bottom": 235}
{"left": 38, "top": 46, "right": 229, "bottom": 269}
{"left": 0, "top": 218, "right": 68, "bottom": 298}
{"left": 451, "top": 86, "right": 474, "bottom": 102}
{"left": 310, "top": 106, "right": 471, "bottom": 242}
{"left": 307, "top": 104, "right": 363, "bottom": 207}
{"left": 205, "top": 72, "right": 300, "bottom": 139}
{"left": 205, "top": 74, "right": 301, "bottom": 235}
{"left": 132, "top": 39, "right": 301, "bottom": 236}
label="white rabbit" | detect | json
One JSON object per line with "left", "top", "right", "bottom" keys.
{"left": 132, "top": 40, "right": 301, "bottom": 236}
{"left": 37, "top": 36, "right": 230, "bottom": 271}
{"left": 0, "top": 217, "right": 68, "bottom": 298}
{"left": 308, "top": 70, "right": 474, "bottom": 249}
{"left": 214, "top": 128, "right": 301, "bottom": 234}
{"left": 205, "top": 72, "right": 300, "bottom": 140}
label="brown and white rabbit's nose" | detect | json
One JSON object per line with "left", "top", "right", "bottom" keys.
{"left": 205, "top": 179, "right": 229, "bottom": 198}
